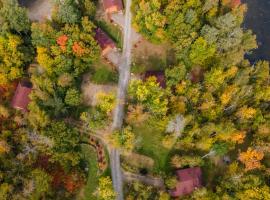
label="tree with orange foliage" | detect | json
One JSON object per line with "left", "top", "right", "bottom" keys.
{"left": 72, "top": 42, "right": 85, "bottom": 56}
{"left": 57, "top": 35, "right": 68, "bottom": 51}
{"left": 231, "top": 131, "right": 246, "bottom": 144}
{"left": 238, "top": 148, "right": 264, "bottom": 171}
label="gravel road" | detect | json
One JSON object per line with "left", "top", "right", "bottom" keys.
{"left": 110, "top": 0, "right": 133, "bottom": 199}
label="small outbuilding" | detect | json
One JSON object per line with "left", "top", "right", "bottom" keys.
{"left": 144, "top": 71, "right": 166, "bottom": 88}
{"left": 102, "top": 0, "right": 123, "bottom": 14}
{"left": 11, "top": 81, "right": 32, "bottom": 112}
{"left": 95, "top": 28, "right": 117, "bottom": 56}
{"left": 170, "top": 167, "right": 202, "bottom": 198}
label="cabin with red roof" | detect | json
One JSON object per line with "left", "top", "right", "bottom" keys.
{"left": 102, "top": 0, "right": 123, "bottom": 14}
{"left": 170, "top": 167, "right": 203, "bottom": 198}
{"left": 11, "top": 81, "right": 32, "bottom": 112}
{"left": 95, "top": 28, "right": 117, "bottom": 56}
{"left": 144, "top": 71, "right": 166, "bottom": 88}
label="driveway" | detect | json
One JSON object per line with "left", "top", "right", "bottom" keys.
{"left": 111, "top": 13, "right": 141, "bottom": 45}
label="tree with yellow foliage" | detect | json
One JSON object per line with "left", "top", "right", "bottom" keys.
{"left": 0, "top": 34, "right": 29, "bottom": 85}
{"left": 97, "top": 176, "right": 116, "bottom": 200}
{"left": 238, "top": 148, "right": 264, "bottom": 171}
{"left": 236, "top": 106, "right": 257, "bottom": 120}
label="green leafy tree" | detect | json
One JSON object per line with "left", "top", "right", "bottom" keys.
{"left": 97, "top": 176, "right": 116, "bottom": 200}
{"left": 42, "top": 121, "right": 81, "bottom": 168}
{"left": 110, "top": 127, "right": 136, "bottom": 153}
{"left": 165, "top": 63, "right": 187, "bottom": 87}
{"left": 171, "top": 155, "right": 204, "bottom": 168}
{"left": 0, "top": 0, "right": 30, "bottom": 32}
{"left": 65, "top": 88, "right": 81, "bottom": 106}
{"left": 189, "top": 37, "right": 216, "bottom": 65}
{"left": 53, "top": 0, "right": 81, "bottom": 24}
{"left": 128, "top": 77, "right": 169, "bottom": 116}
{"left": 132, "top": 0, "right": 167, "bottom": 43}
{"left": 28, "top": 169, "right": 52, "bottom": 200}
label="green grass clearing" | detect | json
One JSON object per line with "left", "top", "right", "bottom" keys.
{"left": 133, "top": 120, "right": 171, "bottom": 174}
{"left": 78, "top": 145, "right": 99, "bottom": 200}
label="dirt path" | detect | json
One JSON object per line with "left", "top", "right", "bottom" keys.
{"left": 123, "top": 171, "right": 165, "bottom": 189}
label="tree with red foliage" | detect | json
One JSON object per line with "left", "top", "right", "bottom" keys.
{"left": 63, "top": 172, "right": 84, "bottom": 193}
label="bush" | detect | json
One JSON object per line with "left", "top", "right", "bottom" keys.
{"left": 165, "top": 176, "right": 178, "bottom": 189}
{"left": 91, "top": 68, "right": 118, "bottom": 84}
{"left": 171, "top": 155, "right": 204, "bottom": 168}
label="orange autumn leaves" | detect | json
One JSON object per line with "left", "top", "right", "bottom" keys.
{"left": 239, "top": 148, "right": 264, "bottom": 171}
{"left": 72, "top": 42, "right": 85, "bottom": 56}
{"left": 56, "top": 35, "right": 85, "bottom": 56}
{"left": 57, "top": 35, "right": 68, "bottom": 50}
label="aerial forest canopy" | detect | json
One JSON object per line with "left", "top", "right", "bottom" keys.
{"left": 0, "top": 0, "right": 269, "bottom": 199}
{"left": 127, "top": 0, "right": 270, "bottom": 199}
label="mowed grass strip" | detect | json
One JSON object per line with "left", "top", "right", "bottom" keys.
{"left": 79, "top": 145, "right": 99, "bottom": 200}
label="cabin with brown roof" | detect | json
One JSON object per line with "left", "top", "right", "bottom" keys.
{"left": 170, "top": 167, "right": 202, "bottom": 198}
{"left": 102, "top": 0, "right": 123, "bottom": 14}
{"left": 95, "top": 28, "right": 117, "bottom": 56}
{"left": 144, "top": 71, "right": 166, "bottom": 88}
{"left": 11, "top": 81, "right": 32, "bottom": 112}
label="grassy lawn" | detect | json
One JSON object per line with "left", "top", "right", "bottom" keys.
{"left": 133, "top": 121, "right": 171, "bottom": 174}
{"left": 78, "top": 145, "right": 99, "bottom": 200}
{"left": 96, "top": 20, "right": 123, "bottom": 48}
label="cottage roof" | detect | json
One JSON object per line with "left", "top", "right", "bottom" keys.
{"left": 103, "top": 0, "right": 123, "bottom": 12}
{"left": 11, "top": 81, "right": 32, "bottom": 112}
{"left": 95, "top": 28, "right": 116, "bottom": 51}
{"left": 170, "top": 167, "right": 202, "bottom": 197}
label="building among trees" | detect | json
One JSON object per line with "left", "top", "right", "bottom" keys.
{"left": 102, "top": 0, "right": 123, "bottom": 14}
{"left": 11, "top": 81, "right": 32, "bottom": 112}
{"left": 95, "top": 28, "right": 117, "bottom": 56}
{"left": 170, "top": 167, "right": 202, "bottom": 198}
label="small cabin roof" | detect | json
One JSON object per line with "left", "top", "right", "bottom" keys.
{"left": 95, "top": 28, "right": 116, "bottom": 51}
{"left": 103, "top": 0, "right": 123, "bottom": 12}
{"left": 11, "top": 81, "right": 32, "bottom": 112}
{"left": 170, "top": 167, "right": 202, "bottom": 197}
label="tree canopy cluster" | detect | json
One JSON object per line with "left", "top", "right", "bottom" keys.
{"left": 0, "top": 0, "right": 103, "bottom": 199}
{"left": 128, "top": 0, "right": 270, "bottom": 198}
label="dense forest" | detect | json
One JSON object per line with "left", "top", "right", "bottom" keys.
{"left": 0, "top": 0, "right": 269, "bottom": 199}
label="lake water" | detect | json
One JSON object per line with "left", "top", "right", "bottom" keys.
{"left": 243, "top": 0, "right": 270, "bottom": 61}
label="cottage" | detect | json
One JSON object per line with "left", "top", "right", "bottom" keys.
{"left": 95, "top": 28, "right": 117, "bottom": 56}
{"left": 102, "top": 0, "right": 123, "bottom": 14}
{"left": 11, "top": 81, "right": 32, "bottom": 112}
{"left": 144, "top": 71, "right": 166, "bottom": 88}
{"left": 170, "top": 167, "right": 202, "bottom": 198}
